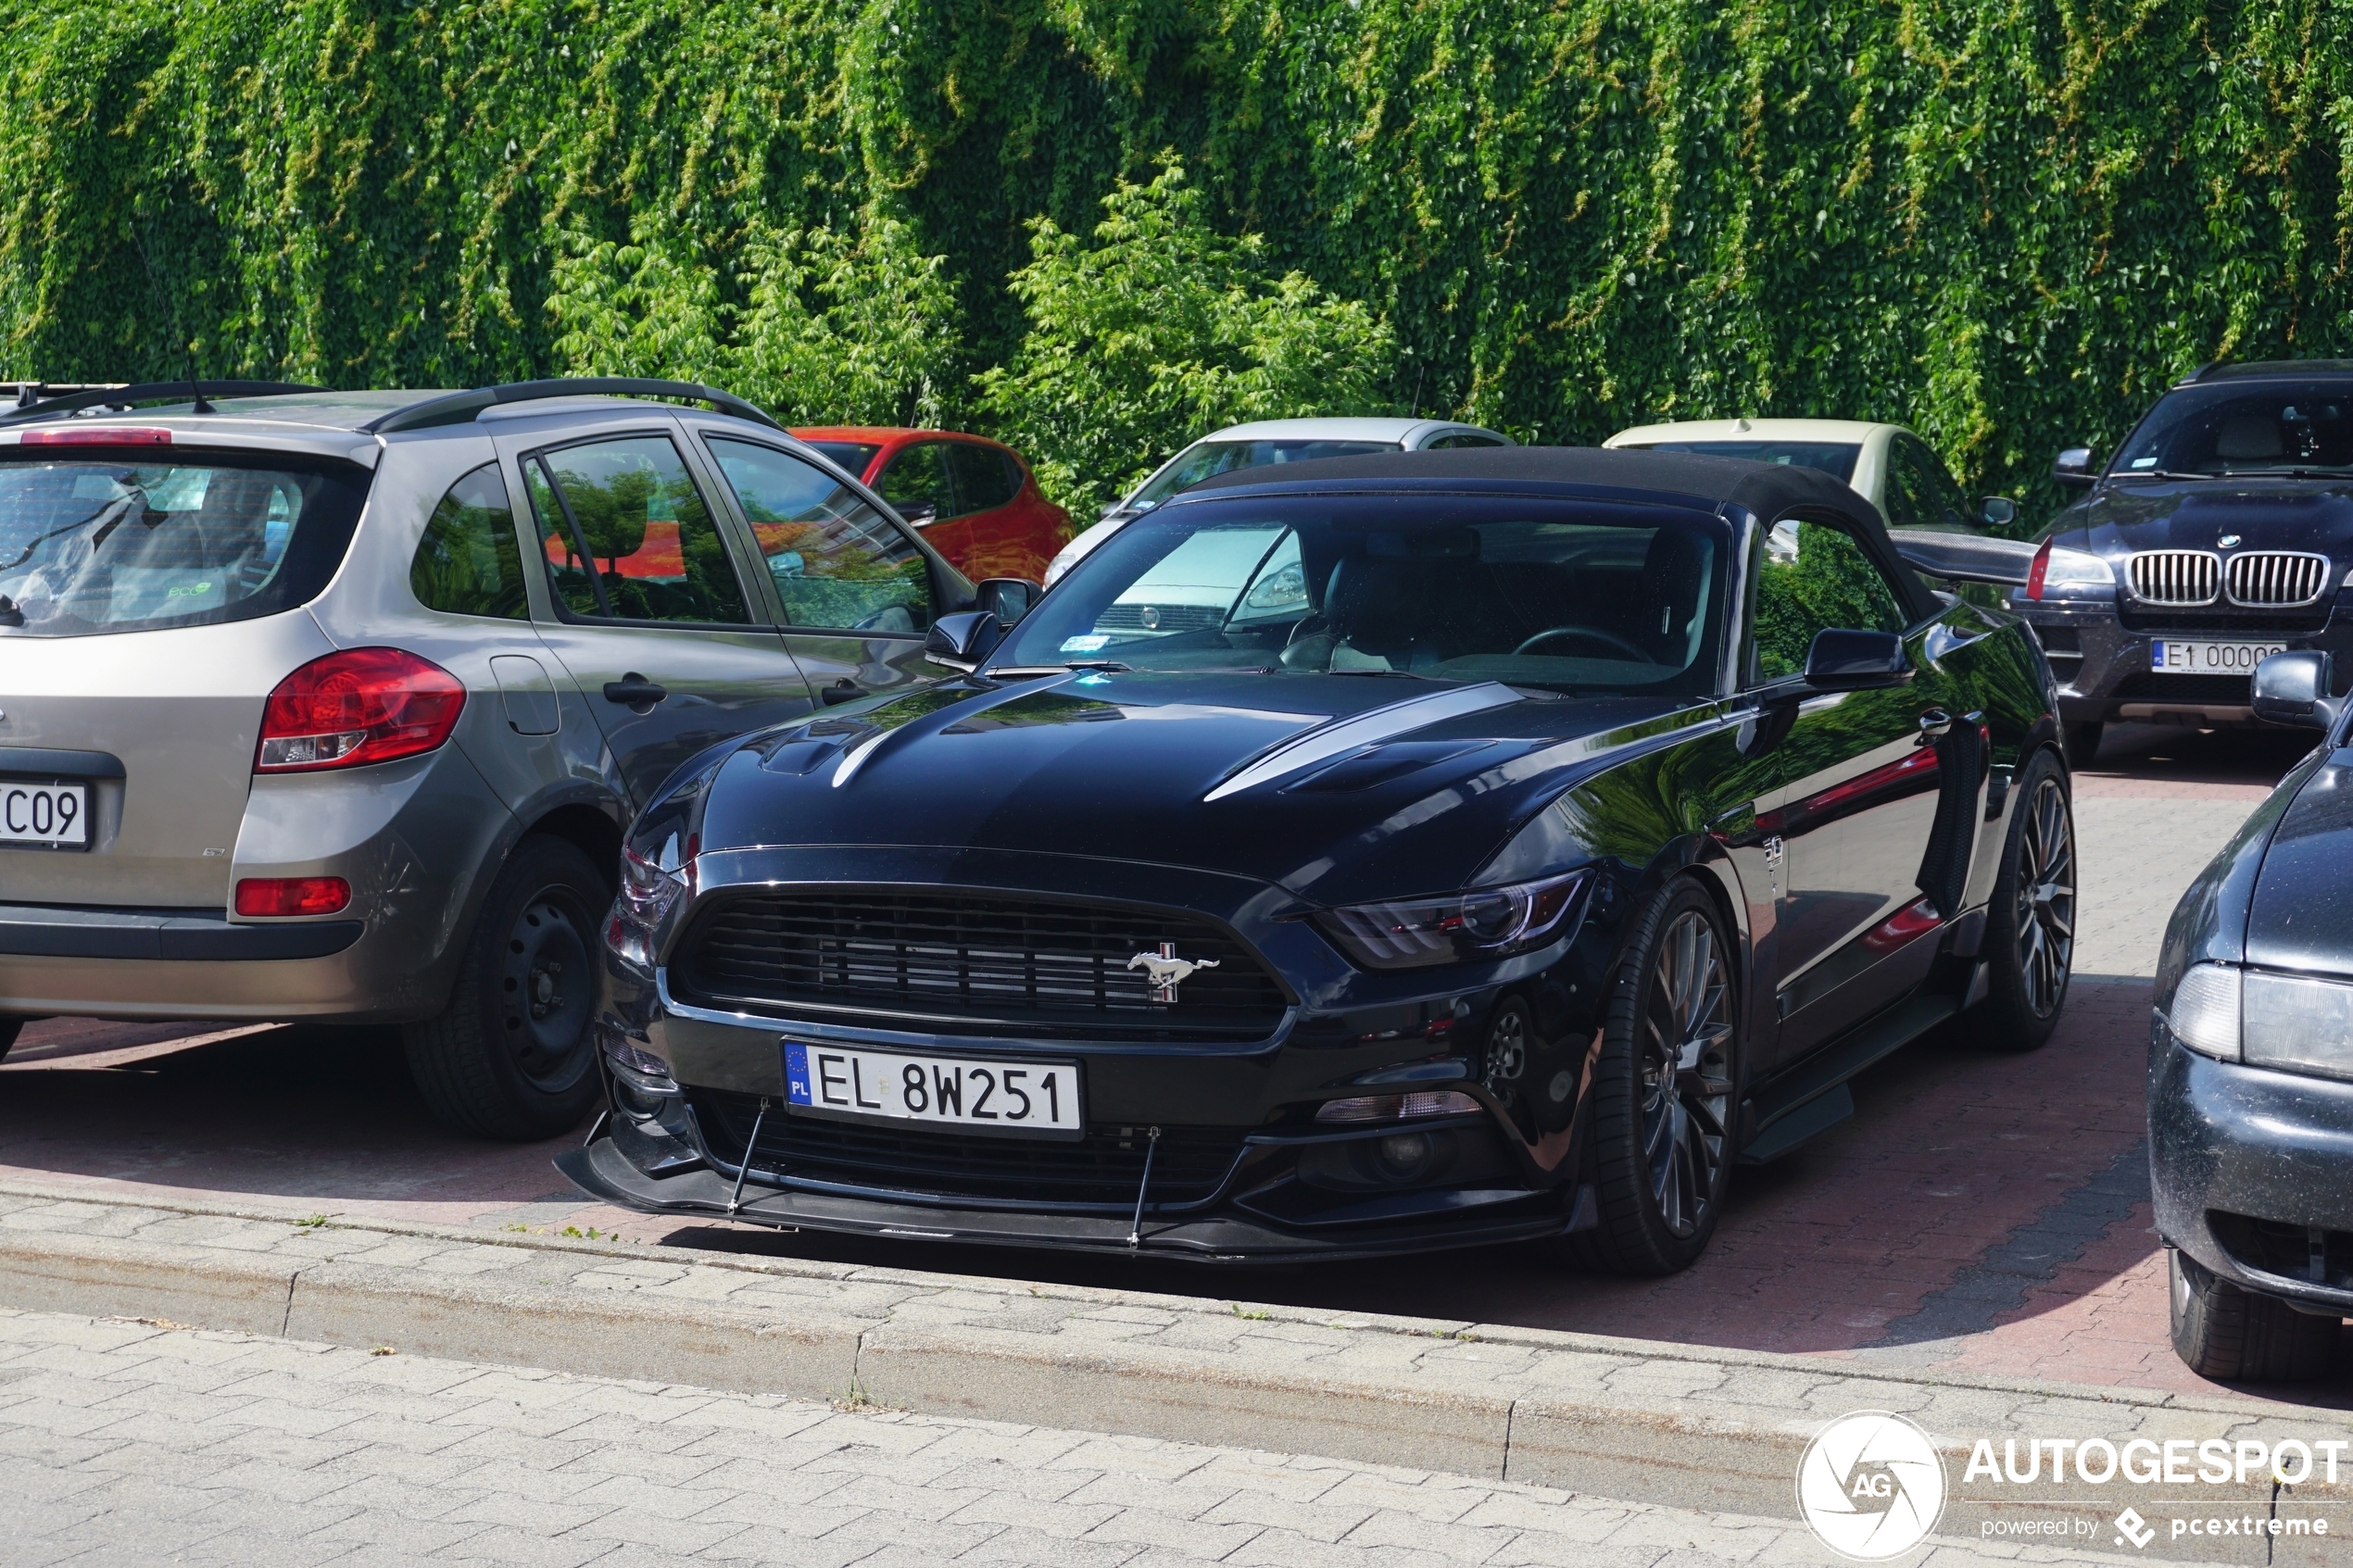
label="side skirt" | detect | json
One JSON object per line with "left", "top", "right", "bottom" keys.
{"left": 1735, "top": 989, "right": 1961, "bottom": 1165}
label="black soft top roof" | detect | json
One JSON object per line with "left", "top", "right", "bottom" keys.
{"left": 1176, "top": 444, "right": 1935, "bottom": 621}
{"left": 1183, "top": 443, "right": 1880, "bottom": 531}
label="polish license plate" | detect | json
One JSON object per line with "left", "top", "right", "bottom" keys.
{"left": 0, "top": 779, "right": 89, "bottom": 848}
{"left": 782, "top": 1041, "right": 1083, "bottom": 1137}
{"left": 2150, "top": 639, "right": 2288, "bottom": 675}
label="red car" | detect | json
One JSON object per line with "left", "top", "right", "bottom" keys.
{"left": 790, "top": 427, "right": 1070, "bottom": 585}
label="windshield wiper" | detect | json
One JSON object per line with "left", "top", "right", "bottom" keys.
{"left": 985, "top": 660, "right": 1135, "bottom": 679}
{"left": 2112, "top": 470, "right": 2217, "bottom": 482}
{"left": 1324, "top": 667, "right": 1432, "bottom": 679}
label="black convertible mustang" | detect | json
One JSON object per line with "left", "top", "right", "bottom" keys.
{"left": 562, "top": 447, "right": 2072, "bottom": 1271}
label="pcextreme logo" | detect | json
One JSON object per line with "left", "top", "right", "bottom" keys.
{"left": 1796, "top": 1411, "right": 1949, "bottom": 1561}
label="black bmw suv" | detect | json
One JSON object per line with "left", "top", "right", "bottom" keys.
{"left": 2022, "top": 360, "right": 2353, "bottom": 767}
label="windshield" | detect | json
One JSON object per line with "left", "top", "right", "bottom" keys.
{"left": 1630, "top": 440, "right": 1860, "bottom": 483}
{"left": 2113, "top": 381, "right": 2353, "bottom": 477}
{"left": 1001, "top": 495, "right": 1726, "bottom": 696}
{"left": 806, "top": 441, "right": 880, "bottom": 478}
{"left": 0, "top": 450, "right": 371, "bottom": 637}
{"left": 1126, "top": 438, "right": 1401, "bottom": 511}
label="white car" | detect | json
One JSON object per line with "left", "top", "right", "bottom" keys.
{"left": 1601, "top": 417, "right": 2016, "bottom": 532}
{"left": 1041, "top": 416, "right": 1513, "bottom": 585}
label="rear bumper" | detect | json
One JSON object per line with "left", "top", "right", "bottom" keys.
{"left": 0, "top": 748, "right": 514, "bottom": 1023}
{"left": 2149, "top": 1016, "right": 2353, "bottom": 1316}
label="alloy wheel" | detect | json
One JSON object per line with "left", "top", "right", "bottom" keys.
{"left": 2014, "top": 775, "right": 2076, "bottom": 1018}
{"left": 1637, "top": 909, "right": 1733, "bottom": 1239}
{"left": 497, "top": 890, "right": 594, "bottom": 1092}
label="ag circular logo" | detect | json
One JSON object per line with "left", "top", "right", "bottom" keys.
{"left": 1795, "top": 1411, "right": 1947, "bottom": 1561}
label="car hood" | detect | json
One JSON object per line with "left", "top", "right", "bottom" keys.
{"left": 2244, "top": 747, "right": 2353, "bottom": 976}
{"left": 686, "top": 671, "right": 1693, "bottom": 905}
{"left": 2051, "top": 478, "right": 2353, "bottom": 558}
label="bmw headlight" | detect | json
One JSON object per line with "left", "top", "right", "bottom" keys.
{"left": 2168, "top": 962, "right": 2353, "bottom": 1082}
{"left": 1316, "top": 872, "right": 1591, "bottom": 971}
{"left": 2026, "top": 542, "right": 2116, "bottom": 600}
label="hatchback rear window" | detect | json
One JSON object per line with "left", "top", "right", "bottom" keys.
{"left": 0, "top": 448, "right": 371, "bottom": 637}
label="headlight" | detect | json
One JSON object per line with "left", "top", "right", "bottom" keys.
{"left": 2167, "top": 963, "right": 2241, "bottom": 1059}
{"left": 1315, "top": 872, "right": 1590, "bottom": 971}
{"left": 605, "top": 843, "right": 687, "bottom": 970}
{"left": 2168, "top": 963, "right": 2353, "bottom": 1081}
{"left": 2026, "top": 542, "right": 2116, "bottom": 600}
{"left": 2246, "top": 971, "right": 2353, "bottom": 1081}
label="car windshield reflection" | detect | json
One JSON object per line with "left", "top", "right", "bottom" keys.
{"left": 998, "top": 495, "right": 1726, "bottom": 697}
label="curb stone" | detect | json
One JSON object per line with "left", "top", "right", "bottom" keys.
{"left": 0, "top": 1178, "right": 2342, "bottom": 1562}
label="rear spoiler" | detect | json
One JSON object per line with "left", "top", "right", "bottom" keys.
{"left": 1887, "top": 528, "right": 2038, "bottom": 587}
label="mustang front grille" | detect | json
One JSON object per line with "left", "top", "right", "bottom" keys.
{"left": 692, "top": 1090, "right": 1249, "bottom": 1210}
{"left": 2126, "top": 550, "right": 2220, "bottom": 607}
{"left": 2224, "top": 551, "right": 2331, "bottom": 608}
{"left": 673, "top": 890, "right": 1289, "bottom": 1040}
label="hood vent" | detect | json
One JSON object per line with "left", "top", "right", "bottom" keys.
{"left": 2224, "top": 550, "right": 2331, "bottom": 608}
{"left": 2126, "top": 550, "right": 2219, "bottom": 607}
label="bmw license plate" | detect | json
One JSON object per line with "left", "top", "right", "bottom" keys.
{"left": 0, "top": 779, "right": 89, "bottom": 849}
{"left": 2150, "top": 639, "right": 2287, "bottom": 675}
{"left": 782, "top": 1041, "right": 1083, "bottom": 1137}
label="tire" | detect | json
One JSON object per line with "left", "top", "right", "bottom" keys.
{"left": 2170, "top": 1248, "right": 2339, "bottom": 1382}
{"left": 2061, "top": 721, "right": 2102, "bottom": 771}
{"left": 1570, "top": 878, "right": 1740, "bottom": 1275}
{"left": 403, "top": 835, "right": 610, "bottom": 1140}
{"left": 1960, "top": 749, "right": 2074, "bottom": 1053}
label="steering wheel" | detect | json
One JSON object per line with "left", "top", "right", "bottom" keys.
{"left": 1512, "top": 625, "right": 1657, "bottom": 663}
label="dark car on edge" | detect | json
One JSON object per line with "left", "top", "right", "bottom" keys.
{"left": 560, "top": 447, "right": 2072, "bottom": 1272}
{"left": 2020, "top": 360, "right": 2353, "bottom": 769}
{"left": 2153, "top": 649, "right": 2353, "bottom": 1381}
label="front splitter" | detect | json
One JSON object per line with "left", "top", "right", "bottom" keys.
{"left": 556, "top": 1134, "right": 1575, "bottom": 1265}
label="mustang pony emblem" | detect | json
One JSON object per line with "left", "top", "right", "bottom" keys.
{"left": 1128, "top": 943, "right": 1219, "bottom": 1003}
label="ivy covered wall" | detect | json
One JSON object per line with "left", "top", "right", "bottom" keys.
{"left": 4, "top": 0, "right": 2348, "bottom": 515}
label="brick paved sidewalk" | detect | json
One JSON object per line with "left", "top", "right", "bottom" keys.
{"left": 0, "top": 1307, "right": 2158, "bottom": 1568}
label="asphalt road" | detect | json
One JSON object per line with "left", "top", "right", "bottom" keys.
{"left": 0, "top": 724, "right": 2329, "bottom": 1406}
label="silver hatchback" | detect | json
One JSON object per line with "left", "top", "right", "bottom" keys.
{"left": 0, "top": 378, "right": 995, "bottom": 1135}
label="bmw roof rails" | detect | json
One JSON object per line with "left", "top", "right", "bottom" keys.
{"left": 2176, "top": 360, "right": 2222, "bottom": 386}
{"left": 0, "top": 379, "right": 325, "bottom": 428}
{"left": 365, "top": 377, "right": 783, "bottom": 435}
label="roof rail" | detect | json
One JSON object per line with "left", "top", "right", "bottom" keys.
{"left": 0, "top": 379, "right": 325, "bottom": 429}
{"left": 2177, "top": 360, "right": 2223, "bottom": 386}
{"left": 365, "top": 377, "right": 783, "bottom": 436}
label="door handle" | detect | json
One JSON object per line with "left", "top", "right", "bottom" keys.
{"left": 602, "top": 674, "right": 668, "bottom": 709}
{"left": 1917, "top": 707, "right": 1952, "bottom": 741}
{"left": 818, "top": 680, "right": 864, "bottom": 707}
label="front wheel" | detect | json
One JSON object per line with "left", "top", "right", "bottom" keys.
{"left": 1571, "top": 878, "right": 1740, "bottom": 1275}
{"left": 2170, "top": 1248, "right": 2339, "bottom": 1382}
{"left": 1961, "top": 749, "right": 2074, "bottom": 1052}
{"left": 403, "top": 834, "right": 609, "bottom": 1140}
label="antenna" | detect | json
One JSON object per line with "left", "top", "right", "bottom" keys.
{"left": 131, "top": 220, "right": 212, "bottom": 413}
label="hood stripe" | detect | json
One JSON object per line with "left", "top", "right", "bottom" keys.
{"left": 1202, "top": 682, "right": 1521, "bottom": 803}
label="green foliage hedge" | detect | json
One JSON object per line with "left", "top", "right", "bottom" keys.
{"left": 5, "top": 0, "right": 2351, "bottom": 519}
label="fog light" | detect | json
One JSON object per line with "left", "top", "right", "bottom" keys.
{"left": 1375, "top": 1133, "right": 1434, "bottom": 1182}
{"left": 1315, "top": 1090, "right": 1479, "bottom": 1123}
{"left": 234, "top": 876, "right": 351, "bottom": 917}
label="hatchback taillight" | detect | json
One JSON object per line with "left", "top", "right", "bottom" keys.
{"left": 257, "top": 648, "right": 466, "bottom": 773}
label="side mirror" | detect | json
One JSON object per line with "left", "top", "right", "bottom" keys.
{"left": 1803, "top": 628, "right": 1913, "bottom": 691}
{"left": 2052, "top": 448, "right": 2098, "bottom": 490}
{"left": 924, "top": 610, "right": 1002, "bottom": 672}
{"left": 1979, "top": 495, "right": 2019, "bottom": 529}
{"left": 2251, "top": 651, "right": 2341, "bottom": 732}
{"left": 973, "top": 577, "right": 1041, "bottom": 624}
{"left": 897, "top": 500, "right": 938, "bottom": 527}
